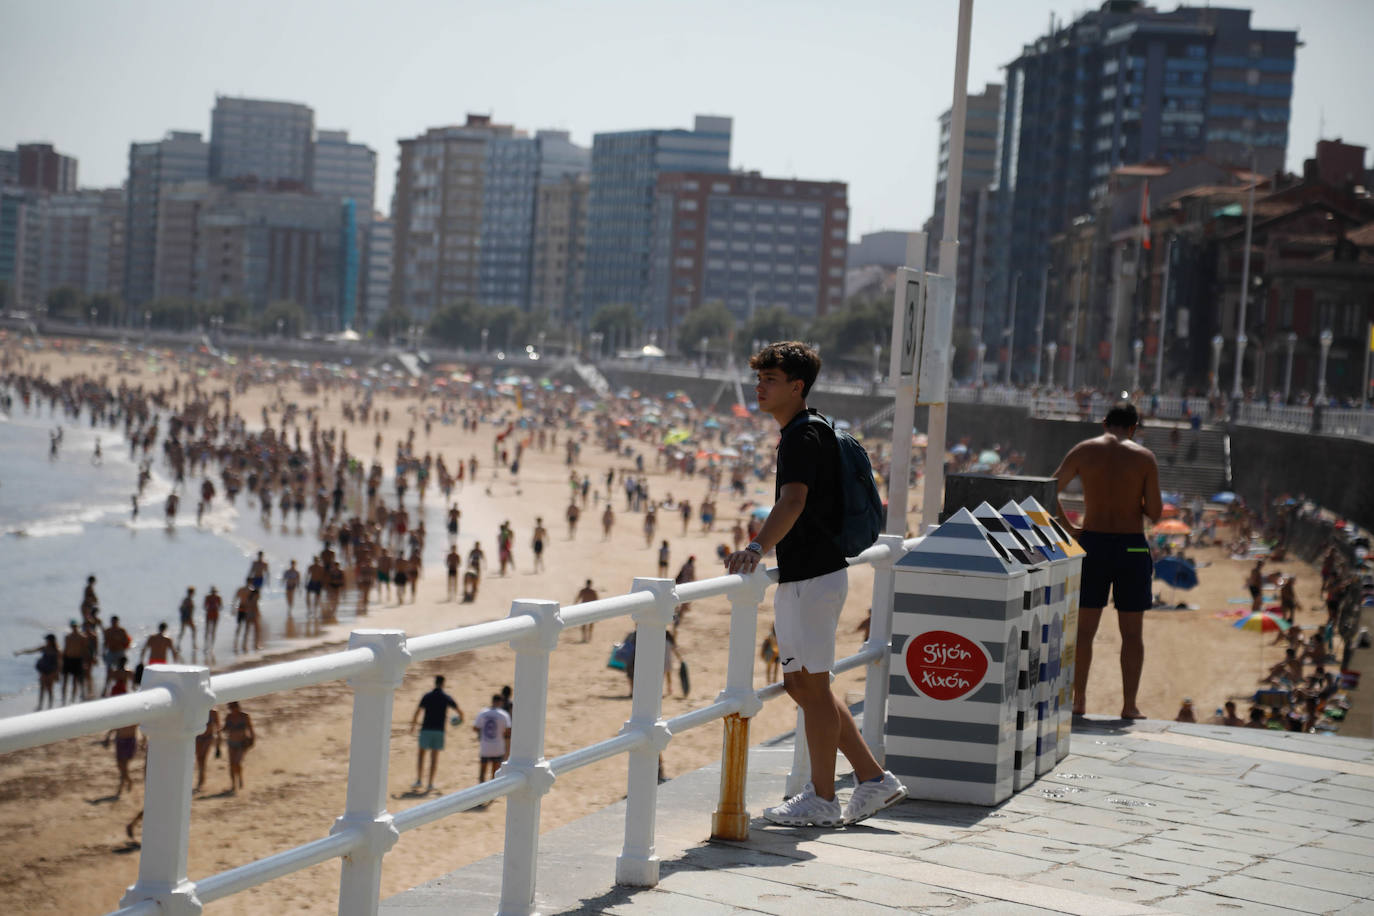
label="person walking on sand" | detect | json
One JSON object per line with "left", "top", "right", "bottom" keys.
{"left": 103, "top": 721, "right": 140, "bottom": 798}
{"left": 532, "top": 517, "right": 548, "bottom": 572}
{"left": 140, "top": 622, "right": 178, "bottom": 667}
{"left": 1247, "top": 560, "right": 1265, "bottom": 613}
{"left": 282, "top": 560, "right": 300, "bottom": 614}
{"left": 222, "top": 701, "right": 254, "bottom": 793}
{"left": 575, "top": 579, "right": 599, "bottom": 643}
{"left": 194, "top": 707, "right": 221, "bottom": 792}
{"left": 410, "top": 675, "right": 463, "bottom": 793}
{"left": 601, "top": 503, "right": 615, "bottom": 540}
{"left": 203, "top": 586, "right": 222, "bottom": 652}
{"left": 657, "top": 540, "right": 671, "bottom": 578}
{"left": 473, "top": 694, "right": 512, "bottom": 783}
{"left": 102, "top": 615, "right": 131, "bottom": 692}
{"left": 1053, "top": 401, "right": 1163, "bottom": 720}
{"left": 446, "top": 544, "right": 461, "bottom": 600}
{"left": 725, "top": 341, "right": 905, "bottom": 827}
{"left": 566, "top": 500, "right": 581, "bottom": 538}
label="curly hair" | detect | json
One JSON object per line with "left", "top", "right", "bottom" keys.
{"left": 747, "top": 340, "right": 822, "bottom": 397}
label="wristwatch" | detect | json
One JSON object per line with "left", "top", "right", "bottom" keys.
{"left": 745, "top": 541, "right": 763, "bottom": 555}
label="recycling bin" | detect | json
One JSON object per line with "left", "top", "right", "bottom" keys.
{"left": 971, "top": 502, "right": 1045, "bottom": 792}
{"left": 885, "top": 507, "right": 1026, "bottom": 806}
{"left": 1021, "top": 497, "right": 1085, "bottom": 763}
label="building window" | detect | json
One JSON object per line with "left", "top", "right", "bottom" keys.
{"left": 679, "top": 198, "right": 698, "bottom": 211}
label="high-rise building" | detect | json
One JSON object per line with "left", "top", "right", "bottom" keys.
{"left": 0, "top": 188, "right": 41, "bottom": 310}
{"left": 479, "top": 130, "right": 590, "bottom": 310}
{"left": 154, "top": 181, "right": 347, "bottom": 329}
{"left": 362, "top": 215, "right": 393, "bottom": 329}
{"left": 531, "top": 174, "right": 589, "bottom": 325}
{"left": 927, "top": 84, "right": 1001, "bottom": 372}
{"left": 583, "top": 116, "right": 732, "bottom": 335}
{"left": 313, "top": 129, "right": 376, "bottom": 215}
{"left": 989, "top": 1, "right": 1298, "bottom": 379}
{"left": 649, "top": 172, "right": 848, "bottom": 340}
{"left": 35, "top": 188, "right": 126, "bottom": 306}
{"left": 390, "top": 115, "right": 517, "bottom": 323}
{"left": 124, "top": 131, "right": 210, "bottom": 307}
{"left": 210, "top": 96, "right": 315, "bottom": 188}
{"left": 16, "top": 144, "right": 78, "bottom": 193}
{"left": 313, "top": 129, "right": 377, "bottom": 328}
{"left": 0, "top": 149, "right": 16, "bottom": 187}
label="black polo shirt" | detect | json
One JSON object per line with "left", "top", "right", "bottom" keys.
{"left": 774, "top": 408, "right": 847, "bottom": 583}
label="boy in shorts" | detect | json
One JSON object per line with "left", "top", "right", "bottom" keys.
{"left": 725, "top": 341, "right": 906, "bottom": 827}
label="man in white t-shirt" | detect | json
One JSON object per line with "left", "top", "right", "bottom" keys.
{"left": 473, "top": 694, "right": 512, "bottom": 783}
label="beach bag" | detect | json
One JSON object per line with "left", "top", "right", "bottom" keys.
{"left": 795, "top": 412, "right": 884, "bottom": 557}
{"left": 609, "top": 634, "right": 636, "bottom": 670}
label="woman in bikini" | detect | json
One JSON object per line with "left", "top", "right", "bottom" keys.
{"left": 222, "top": 702, "right": 255, "bottom": 794}
{"left": 15, "top": 634, "right": 60, "bottom": 710}
{"left": 194, "top": 708, "right": 221, "bottom": 792}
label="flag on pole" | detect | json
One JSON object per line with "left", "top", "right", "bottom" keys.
{"left": 1140, "top": 181, "right": 1152, "bottom": 251}
{"left": 1368, "top": 321, "right": 1374, "bottom": 353}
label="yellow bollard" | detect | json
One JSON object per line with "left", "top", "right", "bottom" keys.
{"left": 711, "top": 713, "right": 751, "bottom": 840}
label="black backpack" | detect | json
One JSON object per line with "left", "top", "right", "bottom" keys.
{"left": 790, "top": 412, "right": 886, "bottom": 557}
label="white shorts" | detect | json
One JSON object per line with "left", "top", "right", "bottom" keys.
{"left": 773, "top": 568, "right": 848, "bottom": 675}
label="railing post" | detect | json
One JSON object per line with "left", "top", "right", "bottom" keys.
{"left": 862, "top": 534, "right": 907, "bottom": 763}
{"left": 331, "top": 630, "right": 410, "bottom": 916}
{"left": 616, "top": 578, "right": 677, "bottom": 886}
{"left": 498, "top": 599, "right": 562, "bottom": 916}
{"left": 120, "top": 665, "right": 215, "bottom": 916}
{"left": 711, "top": 570, "right": 768, "bottom": 841}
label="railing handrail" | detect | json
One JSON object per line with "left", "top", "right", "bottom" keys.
{"left": 3, "top": 536, "right": 915, "bottom": 916}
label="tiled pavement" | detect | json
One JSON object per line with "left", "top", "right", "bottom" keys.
{"left": 382, "top": 714, "right": 1374, "bottom": 914}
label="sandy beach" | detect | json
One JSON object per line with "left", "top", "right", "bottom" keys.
{"left": 0, "top": 342, "right": 1340, "bottom": 914}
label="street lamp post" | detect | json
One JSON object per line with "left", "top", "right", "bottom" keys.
{"left": 1032, "top": 265, "right": 1049, "bottom": 386}
{"left": 872, "top": 342, "right": 883, "bottom": 385}
{"left": 481, "top": 327, "right": 489, "bottom": 355}
{"left": 1317, "top": 328, "right": 1334, "bottom": 403}
{"left": 699, "top": 336, "right": 709, "bottom": 372}
{"left": 1283, "top": 332, "right": 1297, "bottom": 403}
{"left": 1209, "top": 335, "right": 1225, "bottom": 397}
{"left": 90, "top": 307, "right": 97, "bottom": 329}
{"left": 1154, "top": 236, "right": 1173, "bottom": 394}
{"left": 1232, "top": 152, "right": 1258, "bottom": 398}
{"left": 1004, "top": 271, "right": 1020, "bottom": 385}
{"left": 1067, "top": 257, "right": 1084, "bottom": 390}
{"left": 975, "top": 341, "right": 987, "bottom": 385}
{"left": 1131, "top": 339, "right": 1144, "bottom": 393}
{"left": 1045, "top": 341, "right": 1058, "bottom": 389}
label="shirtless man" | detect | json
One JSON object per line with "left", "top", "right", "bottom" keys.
{"left": 575, "top": 579, "right": 599, "bottom": 643}
{"left": 204, "top": 586, "right": 223, "bottom": 651}
{"left": 445, "top": 545, "right": 461, "bottom": 600}
{"left": 102, "top": 615, "right": 131, "bottom": 693}
{"left": 233, "top": 577, "right": 254, "bottom": 647}
{"left": 282, "top": 560, "right": 301, "bottom": 613}
{"left": 61, "top": 620, "right": 88, "bottom": 704}
{"left": 1053, "top": 401, "right": 1162, "bottom": 720}
{"left": 1247, "top": 560, "right": 1266, "bottom": 613}
{"left": 532, "top": 517, "right": 548, "bottom": 572}
{"left": 139, "top": 623, "right": 178, "bottom": 667}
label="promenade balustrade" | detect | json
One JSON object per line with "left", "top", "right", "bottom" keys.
{"left": 0, "top": 535, "right": 916, "bottom": 916}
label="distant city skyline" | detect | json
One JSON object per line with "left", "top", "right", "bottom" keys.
{"left": 2, "top": 0, "right": 1370, "bottom": 240}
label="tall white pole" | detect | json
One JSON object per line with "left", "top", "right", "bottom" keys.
{"left": 1231, "top": 154, "right": 1257, "bottom": 398}
{"left": 921, "top": 0, "right": 974, "bottom": 530}
{"left": 1067, "top": 257, "right": 1084, "bottom": 389}
{"left": 1154, "top": 237, "right": 1172, "bottom": 393}
{"left": 1032, "top": 264, "right": 1048, "bottom": 386}
{"left": 1004, "top": 271, "right": 1020, "bottom": 385}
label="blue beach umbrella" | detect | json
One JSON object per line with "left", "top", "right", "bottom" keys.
{"left": 1154, "top": 556, "right": 1198, "bottom": 590}
{"left": 1211, "top": 491, "right": 1238, "bottom": 504}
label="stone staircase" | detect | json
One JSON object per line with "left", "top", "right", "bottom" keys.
{"left": 571, "top": 360, "right": 612, "bottom": 399}
{"left": 1135, "top": 422, "right": 1230, "bottom": 502}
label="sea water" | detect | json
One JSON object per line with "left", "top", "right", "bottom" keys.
{"left": 0, "top": 398, "right": 446, "bottom": 714}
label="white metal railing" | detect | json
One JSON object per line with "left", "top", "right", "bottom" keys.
{"left": 0, "top": 535, "right": 914, "bottom": 916}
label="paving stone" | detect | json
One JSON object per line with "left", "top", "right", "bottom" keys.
{"left": 1152, "top": 824, "right": 1301, "bottom": 857}
{"left": 1228, "top": 798, "right": 1364, "bottom": 832}
{"left": 1025, "top": 864, "right": 1179, "bottom": 907}
{"left": 1333, "top": 820, "right": 1374, "bottom": 841}
{"left": 1126, "top": 780, "right": 1253, "bottom": 813}
{"left": 1291, "top": 782, "right": 1374, "bottom": 810}
{"left": 1023, "top": 802, "right": 1165, "bottom": 836}
{"left": 1286, "top": 837, "right": 1374, "bottom": 869}
{"left": 1322, "top": 772, "right": 1374, "bottom": 791}
{"left": 1239, "top": 768, "right": 1311, "bottom": 792}
{"left": 957, "top": 827, "right": 1097, "bottom": 865}
{"left": 655, "top": 856, "right": 954, "bottom": 913}
{"left": 1123, "top": 749, "right": 1251, "bottom": 779}
{"left": 600, "top": 886, "right": 766, "bottom": 915}
{"left": 1001, "top": 815, "right": 1141, "bottom": 849}
{"left": 1189, "top": 810, "right": 1328, "bottom": 845}
{"left": 809, "top": 827, "right": 943, "bottom": 857}
{"left": 1238, "top": 857, "right": 1374, "bottom": 900}
{"left": 1071, "top": 847, "right": 1227, "bottom": 887}
{"left": 1146, "top": 770, "right": 1277, "bottom": 804}
{"left": 1194, "top": 874, "right": 1357, "bottom": 913}
{"left": 917, "top": 841, "right": 1065, "bottom": 879}
{"left": 1040, "top": 770, "right": 1149, "bottom": 795}
{"left": 1251, "top": 760, "right": 1349, "bottom": 781}
{"left": 1116, "top": 835, "right": 1256, "bottom": 872}
{"left": 1162, "top": 889, "right": 1321, "bottom": 916}
{"left": 957, "top": 902, "right": 1064, "bottom": 915}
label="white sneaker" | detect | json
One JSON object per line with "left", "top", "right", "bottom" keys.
{"left": 763, "top": 783, "right": 844, "bottom": 827}
{"left": 844, "top": 771, "right": 908, "bottom": 824}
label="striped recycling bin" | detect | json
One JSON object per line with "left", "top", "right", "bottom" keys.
{"left": 1021, "top": 496, "right": 1084, "bottom": 762}
{"left": 971, "top": 501, "right": 1045, "bottom": 792}
{"left": 885, "top": 507, "right": 1026, "bottom": 806}
{"left": 1000, "top": 500, "right": 1065, "bottom": 775}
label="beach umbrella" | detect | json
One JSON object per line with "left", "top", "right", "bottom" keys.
{"left": 1234, "top": 609, "right": 1289, "bottom": 674}
{"left": 662, "top": 428, "right": 691, "bottom": 446}
{"left": 702, "top": 418, "right": 721, "bottom": 429}
{"left": 1155, "top": 556, "right": 1198, "bottom": 590}
{"left": 1211, "top": 491, "right": 1238, "bottom": 504}
{"left": 977, "top": 449, "right": 1001, "bottom": 465}
{"left": 751, "top": 505, "right": 772, "bottom": 520}
{"left": 950, "top": 444, "right": 969, "bottom": 456}
{"left": 1153, "top": 519, "right": 1191, "bottom": 535}
{"left": 718, "top": 446, "right": 741, "bottom": 458}
{"left": 1161, "top": 503, "right": 1179, "bottom": 519}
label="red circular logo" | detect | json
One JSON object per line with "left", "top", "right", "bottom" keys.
{"left": 905, "top": 630, "right": 990, "bottom": 701}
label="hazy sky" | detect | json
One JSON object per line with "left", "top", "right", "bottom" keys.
{"left": 2, "top": 0, "right": 1369, "bottom": 239}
